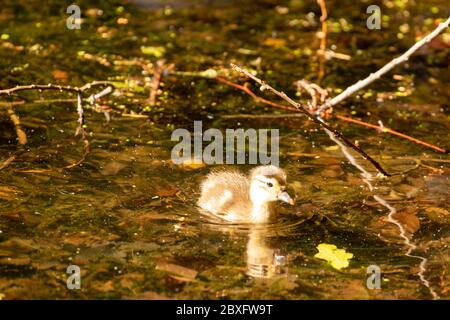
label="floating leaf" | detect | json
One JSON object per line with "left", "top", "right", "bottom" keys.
{"left": 314, "top": 243, "right": 353, "bottom": 270}
{"left": 140, "top": 46, "right": 166, "bottom": 57}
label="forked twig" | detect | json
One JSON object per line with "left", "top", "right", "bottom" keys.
{"left": 0, "top": 81, "right": 115, "bottom": 170}
{"left": 316, "top": 17, "right": 450, "bottom": 114}
{"left": 231, "top": 63, "right": 391, "bottom": 176}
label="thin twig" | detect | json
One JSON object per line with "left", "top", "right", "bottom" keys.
{"left": 296, "top": 79, "right": 328, "bottom": 110}
{"left": 316, "top": 16, "right": 450, "bottom": 114}
{"left": 216, "top": 76, "right": 294, "bottom": 111}
{"left": 0, "top": 155, "right": 16, "bottom": 171}
{"left": 5, "top": 104, "right": 27, "bottom": 145}
{"left": 335, "top": 115, "right": 448, "bottom": 154}
{"left": 64, "top": 138, "right": 90, "bottom": 169}
{"left": 296, "top": 79, "right": 448, "bottom": 154}
{"left": 222, "top": 113, "right": 305, "bottom": 119}
{"left": 0, "top": 81, "right": 115, "bottom": 170}
{"left": 0, "top": 101, "right": 25, "bottom": 107}
{"left": 0, "top": 81, "right": 114, "bottom": 96}
{"left": 316, "top": 0, "right": 328, "bottom": 80}
{"left": 88, "top": 86, "right": 113, "bottom": 104}
{"left": 75, "top": 93, "right": 85, "bottom": 137}
{"left": 217, "top": 76, "right": 448, "bottom": 154}
{"left": 231, "top": 63, "right": 391, "bottom": 176}
{"left": 148, "top": 59, "right": 165, "bottom": 106}
{"left": 0, "top": 84, "right": 82, "bottom": 95}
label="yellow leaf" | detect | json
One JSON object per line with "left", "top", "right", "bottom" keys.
{"left": 140, "top": 46, "right": 166, "bottom": 57}
{"left": 169, "top": 158, "right": 205, "bottom": 170}
{"left": 314, "top": 243, "right": 353, "bottom": 270}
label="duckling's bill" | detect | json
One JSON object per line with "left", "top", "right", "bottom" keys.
{"left": 278, "top": 191, "right": 294, "bottom": 205}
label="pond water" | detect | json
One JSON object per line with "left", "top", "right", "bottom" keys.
{"left": 0, "top": 0, "right": 448, "bottom": 299}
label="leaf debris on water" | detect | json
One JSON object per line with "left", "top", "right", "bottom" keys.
{"left": 314, "top": 243, "right": 353, "bottom": 270}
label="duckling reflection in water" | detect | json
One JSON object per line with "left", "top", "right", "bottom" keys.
{"left": 197, "top": 165, "right": 294, "bottom": 223}
{"left": 246, "top": 228, "right": 287, "bottom": 278}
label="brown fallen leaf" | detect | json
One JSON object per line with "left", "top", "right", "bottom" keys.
{"left": 369, "top": 210, "right": 420, "bottom": 242}
{"left": 155, "top": 184, "right": 179, "bottom": 197}
{"left": 100, "top": 161, "right": 127, "bottom": 175}
{"left": 392, "top": 211, "right": 420, "bottom": 234}
{"left": 295, "top": 203, "right": 320, "bottom": 219}
{"left": 52, "top": 69, "right": 68, "bottom": 80}
{"left": 63, "top": 233, "right": 108, "bottom": 247}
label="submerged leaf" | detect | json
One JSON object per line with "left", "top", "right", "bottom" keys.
{"left": 314, "top": 243, "right": 353, "bottom": 270}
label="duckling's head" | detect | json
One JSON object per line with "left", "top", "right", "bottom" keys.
{"left": 249, "top": 165, "right": 294, "bottom": 206}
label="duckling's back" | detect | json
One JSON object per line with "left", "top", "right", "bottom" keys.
{"left": 197, "top": 170, "right": 252, "bottom": 222}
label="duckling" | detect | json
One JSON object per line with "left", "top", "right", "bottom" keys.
{"left": 197, "top": 165, "right": 294, "bottom": 223}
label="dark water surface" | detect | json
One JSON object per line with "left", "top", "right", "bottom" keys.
{"left": 0, "top": 0, "right": 448, "bottom": 299}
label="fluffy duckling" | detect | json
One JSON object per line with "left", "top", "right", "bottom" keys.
{"left": 197, "top": 165, "right": 294, "bottom": 223}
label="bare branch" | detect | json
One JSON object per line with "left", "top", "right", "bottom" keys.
{"left": 231, "top": 63, "right": 391, "bottom": 176}
{"left": 0, "top": 81, "right": 115, "bottom": 170}
{"left": 216, "top": 76, "right": 448, "bottom": 154}
{"left": 316, "top": 16, "right": 450, "bottom": 114}
{"left": 0, "top": 81, "right": 114, "bottom": 96}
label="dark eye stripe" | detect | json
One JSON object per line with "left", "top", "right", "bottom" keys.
{"left": 255, "top": 178, "right": 275, "bottom": 188}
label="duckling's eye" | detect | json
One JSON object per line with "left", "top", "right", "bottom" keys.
{"left": 266, "top": 182, "right": 273, "bottom": 188}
